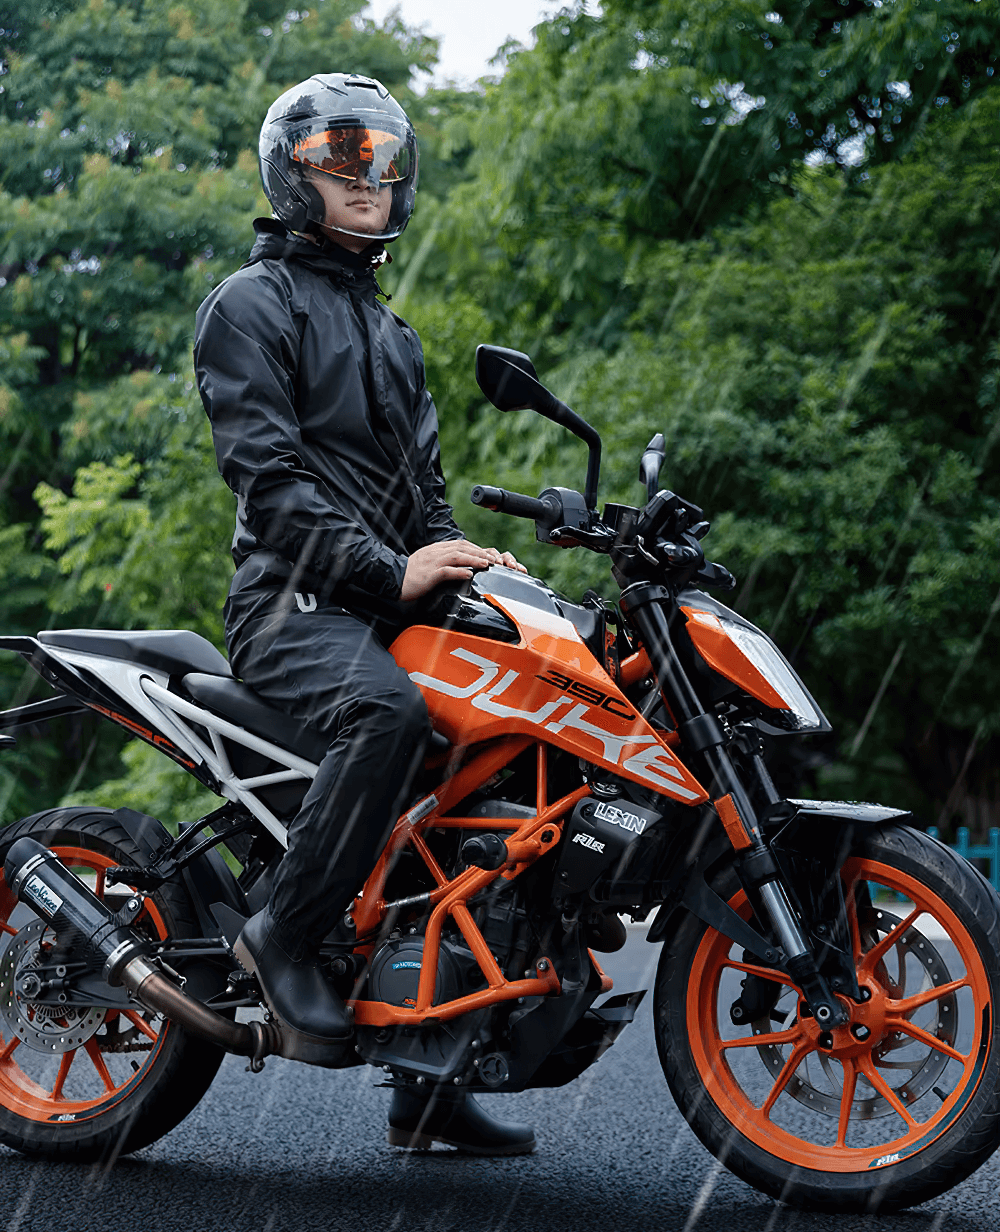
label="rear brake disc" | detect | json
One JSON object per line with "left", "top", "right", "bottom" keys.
{"left": 0, "top": 920, "right": 106, "bottom": 1055}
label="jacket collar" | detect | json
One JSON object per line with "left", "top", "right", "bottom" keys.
{"left": 246, "top": 217, "right": 386, "bottom": 283}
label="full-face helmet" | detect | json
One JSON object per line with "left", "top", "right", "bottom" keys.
{"left": 259, "top": 73, "right": 418, "bottom": 242}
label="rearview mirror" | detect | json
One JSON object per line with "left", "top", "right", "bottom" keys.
{"left": 475, "top": 345, "right": 541, "bottom": 412}
{"left": 475, "top": 344, "right": 603, "bottom": 512}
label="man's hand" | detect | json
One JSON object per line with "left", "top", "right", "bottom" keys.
{"left": 401, "top": 540, "right": 527, "bottom": 602}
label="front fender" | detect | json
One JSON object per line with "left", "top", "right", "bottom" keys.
{"left": 783, "top": 799, "right": 912, "bottom": 826}
{"left": 646, "top": 799, "right": 912, "bottom": 950}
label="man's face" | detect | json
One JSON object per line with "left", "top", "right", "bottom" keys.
{"left": 307, "top": 171, "right": 392, "bottom": 252}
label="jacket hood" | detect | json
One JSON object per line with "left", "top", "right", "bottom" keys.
{"left": 246, "top": 217, "right": 387, "bottom": 283}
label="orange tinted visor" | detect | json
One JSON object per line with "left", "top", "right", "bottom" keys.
{"left": 291, "top": 125, "right": 411, "bottom": 183}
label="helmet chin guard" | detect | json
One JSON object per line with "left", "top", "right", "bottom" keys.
{"left": 258, "top": 73, "right": 418, "bottom": 243}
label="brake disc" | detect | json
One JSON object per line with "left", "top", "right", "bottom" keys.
{"left": 751, "top": 907, "right": 956, "bottom": 1119}
{"left": 0, "top": 920, "right": 106, "bottom": 1055}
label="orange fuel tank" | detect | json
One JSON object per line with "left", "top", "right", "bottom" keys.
{"left": 391, "top": 588, "right": 707, "bottom": 807}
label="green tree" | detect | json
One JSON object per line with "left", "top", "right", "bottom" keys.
{"left": 406, "top": 0, "right": 998, "bottom": 350}
{"left": 3, "top": 0, "right": 998, "bottom": 843}
{"left": 0, "top": 0, "right": 448, "bottom": 823}
{"left": 401, "top": 4, "right": 1000, "bottom": 831}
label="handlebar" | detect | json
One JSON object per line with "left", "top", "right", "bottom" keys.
{"left": 470, "top": 485, "right": 556, "bottom": 521}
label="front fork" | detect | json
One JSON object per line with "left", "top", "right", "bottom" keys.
{"left": 621, "top": 584, "right": 847, "bottom": 1028}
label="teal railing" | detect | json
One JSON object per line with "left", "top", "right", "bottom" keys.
{"left": 926, "top": 826, "right": 1000, "bottom": 893}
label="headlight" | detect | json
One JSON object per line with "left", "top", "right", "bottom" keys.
{"left": 681, "top": 607, "right": 828, "bottom": 732}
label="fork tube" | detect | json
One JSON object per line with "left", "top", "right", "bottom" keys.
{"left": 620, "top": 583, "right": 841, "bottom": 1019}
{"left": 620, "top": 584, "right": 749, "bottom": 801}
{"left": 619, "top": 584, "right": 703, "bottom": 721}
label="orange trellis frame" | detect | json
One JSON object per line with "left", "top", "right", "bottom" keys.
{"left": 348, "top": 737, "right": 593, "bottom": 1027}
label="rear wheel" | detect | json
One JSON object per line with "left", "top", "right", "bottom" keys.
{"left": 654, "top": 824, "right": 1000, "bottom": 1212}
{"left": 0, "top": 808, "right": 225, "bottom": 1161}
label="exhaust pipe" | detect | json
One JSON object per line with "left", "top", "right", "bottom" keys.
{"left": 4, "top": 838, "right": 278, "bottom": 1069}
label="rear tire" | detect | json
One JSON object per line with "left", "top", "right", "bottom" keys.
{"left": 0, "top": 807, "right": 225, "bottom": 1162}
{"left": 654, "top": 824, "right": 1000, "bottom": 1212}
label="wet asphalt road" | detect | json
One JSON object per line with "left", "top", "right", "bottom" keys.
{"left": 1, "top": 931, "right": 999, "bottom": 1232}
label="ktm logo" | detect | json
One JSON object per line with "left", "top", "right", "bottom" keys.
{"left": 409, "top": 648, "right": 701, "bottom": 802}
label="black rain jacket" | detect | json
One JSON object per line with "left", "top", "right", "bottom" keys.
{"left": 194, "top": 218, "right": 462, "bottom": 627}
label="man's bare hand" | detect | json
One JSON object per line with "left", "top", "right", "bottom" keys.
{"left": 494, "top": 550, "right": 527, "bottom": 573}
{"left": 401, "top": 540, "right": 527, "bottom": 602}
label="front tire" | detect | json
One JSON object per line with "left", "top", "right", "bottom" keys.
{"left": 0, "top": 808, "right": 226, "bottom": 1162}
{"left": 654, "top": 824, "right": 1000, "bottom": 1212}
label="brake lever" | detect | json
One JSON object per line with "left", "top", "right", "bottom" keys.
{"left": 547, "top": 525, "right": 616, "bottom": 551}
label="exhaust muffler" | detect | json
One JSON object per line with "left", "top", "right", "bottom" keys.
{"left": 3, "top": 837, "right": 278, "bottom": 1068}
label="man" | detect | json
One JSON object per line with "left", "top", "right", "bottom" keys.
{"left": 194, "top": 73, "right": 533, "bottom": 1154}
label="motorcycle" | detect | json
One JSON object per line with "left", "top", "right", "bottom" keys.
{"left": 0, "top": 345, "right": 998, "bottom": 1211}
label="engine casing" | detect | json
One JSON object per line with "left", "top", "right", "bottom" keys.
{"left": 368, "top": 936, "right": 473, "bottom": 1007}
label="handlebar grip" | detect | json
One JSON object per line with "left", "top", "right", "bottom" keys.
{"left": 470, "top": 485, "right": 550, "bottom": 521}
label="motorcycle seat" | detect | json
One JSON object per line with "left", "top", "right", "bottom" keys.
{"left": 38, "top": 628, "right": 233, "bottom": 679}
{"left": 182, "top": 673, "right": 330, "bottom": 763}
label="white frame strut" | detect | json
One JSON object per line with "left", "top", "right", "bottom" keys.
{"left": 40, "top": 645, "right": 319, "bottom": 847}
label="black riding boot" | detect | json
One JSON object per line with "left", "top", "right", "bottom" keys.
{"left": 234, "top": 909, "right": 353, "bottom": 1059}
{"left": 387, "top": 1085, "right": 536, "bottom": 1155}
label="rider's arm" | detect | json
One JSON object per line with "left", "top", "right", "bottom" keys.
{"left": 194, "top": 274, "right": 407, "bottom": 599}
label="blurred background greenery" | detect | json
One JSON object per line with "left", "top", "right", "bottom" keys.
{"left": 0, "top": 0, "right": 997, "bottom": 836}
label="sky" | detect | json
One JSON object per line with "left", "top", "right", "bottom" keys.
{"left": 363, "top": 0, "right": 570, "bottom": 88}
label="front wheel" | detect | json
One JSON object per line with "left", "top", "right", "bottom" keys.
{"left": 654, "top": 824, "right": 1000, "bottom": 1212}
{"left": 0, "top": 808, "right": 226, "bottom": 1161}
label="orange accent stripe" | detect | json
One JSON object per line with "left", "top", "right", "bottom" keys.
{"left": 716, "top": 793, "right": 752, "bottom": 851}
{"left": 588, "top": 949, "right": 614, "bottom": 994}
{"left": 293, "top": 126, "right": 399, "bottom": 154}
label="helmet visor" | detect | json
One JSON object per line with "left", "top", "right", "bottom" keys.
{"left": 290, "top": 122, "right": 412, "bottom": 186}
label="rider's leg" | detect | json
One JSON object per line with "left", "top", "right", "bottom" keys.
{"left": 228, "top": 599, "right": 538, "bottom": 1149}
{"left": 230, "top": 603, "right": 428, "bottom": 1041}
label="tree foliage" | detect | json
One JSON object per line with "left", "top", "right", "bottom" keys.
{"left": 1, "top": 0, "right": 998, "bottom": 837}
{"left": 0, "top": 0, "right": 440, "bottom": 820}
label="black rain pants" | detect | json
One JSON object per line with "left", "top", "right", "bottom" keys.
{"left": 226, "top": 593, "right": 429, "bottom": 961}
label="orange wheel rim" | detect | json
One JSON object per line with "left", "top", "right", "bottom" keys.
{"left": 0, "top": 846, "right": 172, "bottom": 1125}
{"left": 686, "top": 856, "right": 993, "bottom": 1173}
